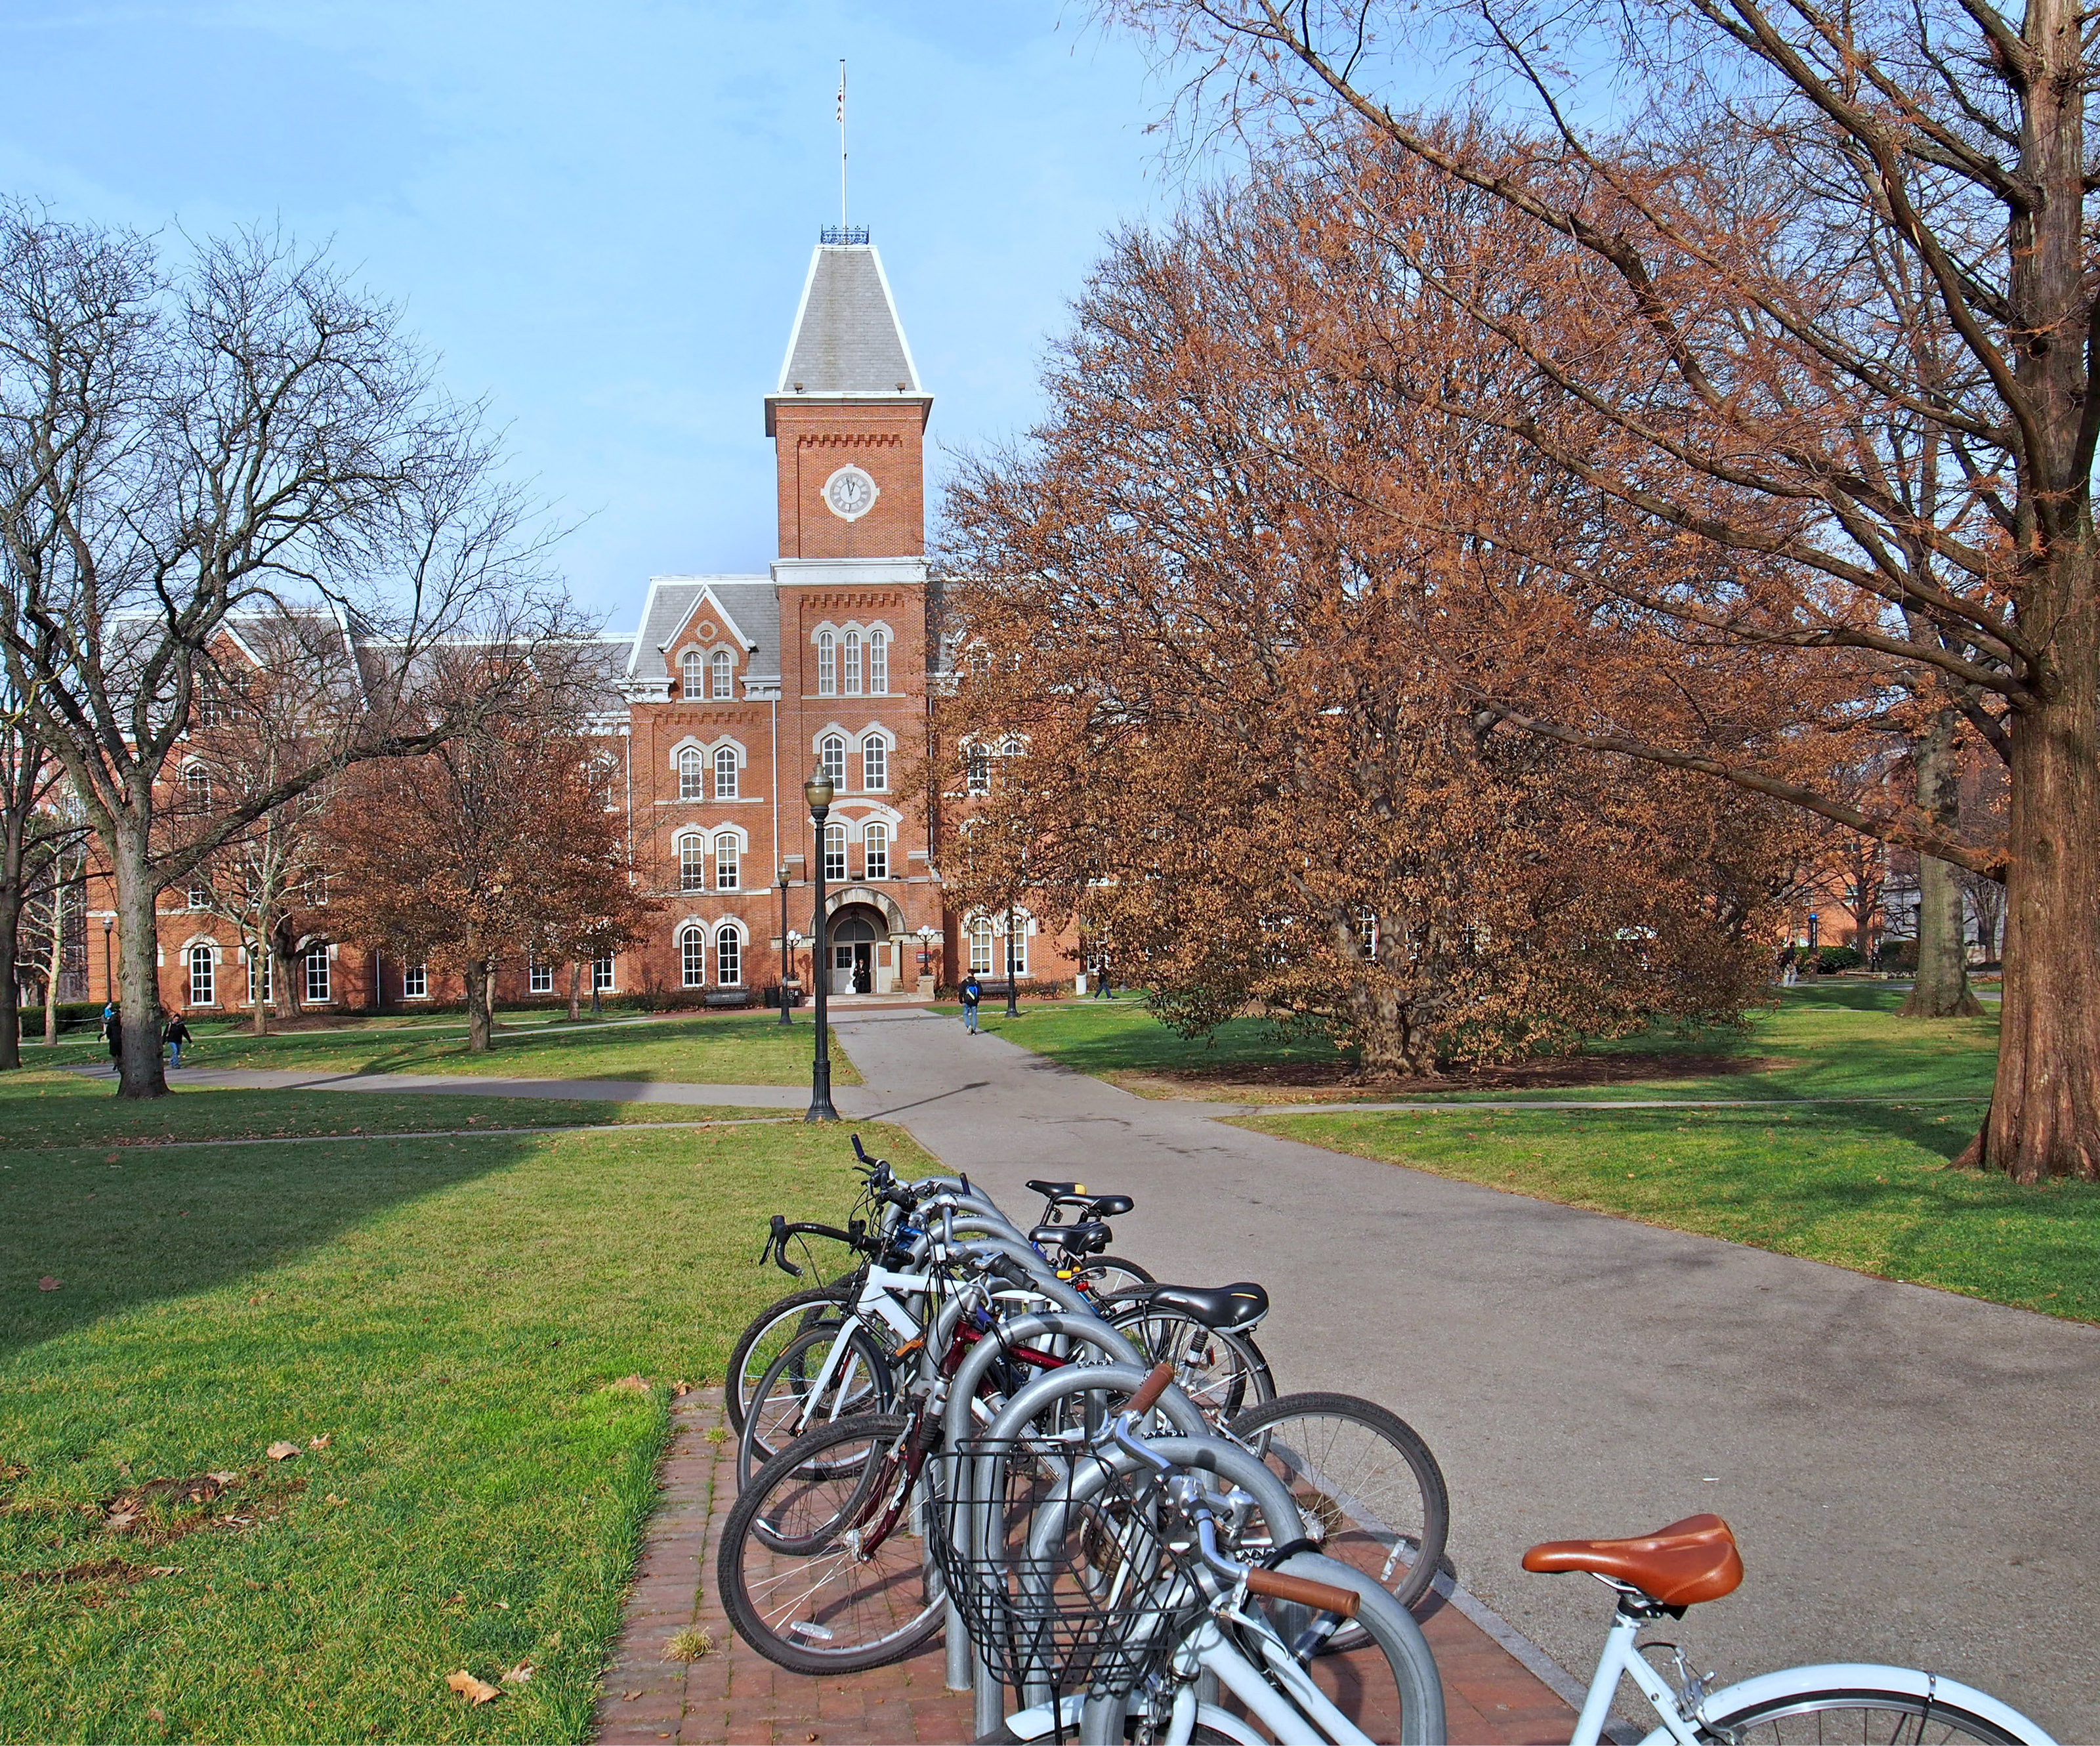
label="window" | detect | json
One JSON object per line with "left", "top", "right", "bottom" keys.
{"left": 680, "top": 924, "right": 706, "bottom": 988}
{"left": 247, "top": 950, "right": 272, "bottom": 1006}
{"left": 824, "top": 821, "right": 847, "bottom": 882}
{"left": 188, "top": 943, "right": 214, "bottom": 1008}
{"left": 863, "top": 822, "right": 889, "bottom": 881}
{"left": 681, "top": 649, "right": 704, "bottom": 696}
{"left": 1357, "top": 906, "right": 1379, "bottom": 960}
{"left": 715, "top": 922, "right": 742, "bottom": 987}
{"left": 817, "top": 630, "right": 836, "bottom": 696}
{"left": 593, "top": 950, "right": 616, "bottom": 992}
{"left": 194, "top": 683, "right": 220, "bottom": 728}
{"left": 306, "top": 872, "right": 329, "bottom": 908}
{"left": 678, "top": 746, "right": 705, "bottom": 800}
{"left": 1005, "top": 913, "right": 1029, "bottom": 978}
{"left": 402, "top": 963, "right": 428, "bottom": 1000}
{"left": 843, "top": 631, "right": 863, "bottom": 696}
{"left": 529, "top": 957, "right": 555, "bottom": 995}
{"left": 869, "top": 629, "right": 889, "bottom": 696}
{"left": 969, "top": 917, "right": 996, "bottom": 975}
{"left": 184, "top": 764, "right": 213, "bottom": 813}
{"left": 187, "top": 883, "right": 209, "bottom": 911}
{"left": 714, "top": 832, "right": 740, "bottom": 891}
{"left": 679, "top": 834, "right": 706, "bottom": 892}
{"left": 861, "top": 735, "right": 887, "bottom": 793}
{"left": 714, "top": 746, "right": 739, "bottom": 799}
{"left": 820, "top": 733, "right": 847, "bottom": 788}
{"left": 304, "top": 946, "right": 331, "bottom": 1005}
{"left": 711, "top": 649, "right": 733, "bottom": 698}
{"left": 965, "top": 746, "right": 990, "bottom": 796}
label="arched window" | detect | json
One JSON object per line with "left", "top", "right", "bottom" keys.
{"left": 711, "top": 649, "right": 733, "bottom": 698}
{"left": 681, "top": 649, "right": 704, "bottom": 696}
{"left": 868, "top": 629, "right": 889, "bottom": 696}
{"left": 678, "top": 746, "right": 705, "bottom": 800}
{"left": 714, "top": 746, "right": 739, "bottom": 799}
{"left": 679, "top": 923, "right": 706, "bottom": 988}
{"left": 188, "top": 943, "right": 215, "bottom": 1008}
{"left": 1003, "top": 910, "right": 1030, "bottom": 978}
{"left": 863, "top": 822, "right": 889, "bottom": 881}
{"left": 247, "top": 950, "right": 272, "bottom": 1006}
{"left": 679, "top": 833, "right": 706, "bottom": 892}
{"left": 824, "top": 821, "right": 848, "bottom": 882}
{"left": 816, "top": 631, "right": 837, "bottom": 696}
{"left": 964, "top": 746, "right": 990, "bottom": 796}
{"left": 969, "top": 916, "right": 996, "bottom": 975}
{"left": 184, "top": 764, "right": 213, "bottom": 813}
{"left": 860, "top": 735, "right": 887, "bottom": 793}
{"left": 843, "top": 631, "right": 863, "bottom": 696}
{"left": 715, "top": 922, "right": 742, "bottom": 987}
{"left": 714, "top": 832, "right": 740, "bottom": 891}
{"left": 820, "top": 734, "right": 847, "bottom": 788}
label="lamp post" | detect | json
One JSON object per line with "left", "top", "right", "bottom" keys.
{"left": 804, "top": 774, "right": 838, "bottom": 1122}
{"left": 915, "top": 924, "right": 936, "bottom": 990}
{"left": 776, "top": 868, "right": 793, "bottom": 1026}
{"left": 101, "top": 915, "right": 114, "bottom": 1005}
{"left": 1807, "top": 911, "right": 1820, "bottom": 953}
{"left": 1004, "top": 911, "right": 1021, "bottom": 1019}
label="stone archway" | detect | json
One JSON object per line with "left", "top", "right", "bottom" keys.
{"left": 822, "top": 885, "right": 913, "bottom": 994}
{"left": 823, "top": 902, "right": 892, "bottom": 994}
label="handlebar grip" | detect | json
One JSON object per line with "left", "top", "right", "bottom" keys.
{"left": 1126, "top": 1361, "right": 1175, "bottom": 1417}
{"left": 1244, "top": 1569, "right": 1360, "bottom": 1618}
{"left": 852, "top": 1134, "right": 871, "bottom": 1164}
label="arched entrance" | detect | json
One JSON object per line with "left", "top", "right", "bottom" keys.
{"left": 826, "top": 903, "right": 889, "bottom": 994}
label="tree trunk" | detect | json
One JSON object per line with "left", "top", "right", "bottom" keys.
{"left": 0, "top": 883, "right": 21, "bottom": 1071}
{"left": 568, "top": 960, "right": 581, "bottom": 1023}
{"left": 1349, "top": 979, "right": 1433, "bottom": 1075}
{"left": 249, "top": 933, "right": 270, "bottom": 1036}
{"left": 1971, "top": 676, "right": 2100, "bottom": 1180}
{"left": 112, "top": 830, "right": 169, "bottom": 1098}
{"left": 1900, "top": 711, "right": 1982, "bottom": 1019}
{"left": 43, "top": 895, "right": 63, "bottom": 1047}
{"left": 466, "top": 955, "right": 493, "bottom": 1052}
{"left": 484, "top": 964, "right": 499, "bottom": 1035}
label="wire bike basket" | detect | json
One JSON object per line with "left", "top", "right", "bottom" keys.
{"left": 929, "top": 1436, "right": 1203, "bottom": 1709}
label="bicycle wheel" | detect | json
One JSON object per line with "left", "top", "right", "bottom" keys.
{"left": 717, "top": 1411, "right": 945, "bottom": 1675}
{"left": 738, "top": 1321, "right": 895, "bottom": 1488}
{"left": 1225, "top": 1391, "right": 1450, "bottom": 1626}
{"left": 1694, "top": 1685, "right": 2041, "bottom": 1743}
{"left": 1071, "top": 1254, "right": 1154, "bottom": 1298}
{"left": 726, "top": 1284, "right": 852, "bottom": 1433}
{"left": 1106, "top": 1306, "right": 1273, "bottom": 1426}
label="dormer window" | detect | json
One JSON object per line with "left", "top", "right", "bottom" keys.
{"left": 681, "top": 649, "right": 704, "bottom": 697}
{"left": 711, "top": 649, "right": 733, "bottom": 698}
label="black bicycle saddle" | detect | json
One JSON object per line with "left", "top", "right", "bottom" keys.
{"left": 1121, "top": 1281, "right": 1269, "bottom": 1331}
{"left": 1030, "top": 1219, "right": 1112, "bottom": 1256}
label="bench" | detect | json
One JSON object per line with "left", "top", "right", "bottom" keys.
{"left": 702, "top": 989, "right": 755, "bottom": 1010}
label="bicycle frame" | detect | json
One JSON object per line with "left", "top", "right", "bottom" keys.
{"left": 1570, "top": 1599, "right": 1701, "bottom": 1746}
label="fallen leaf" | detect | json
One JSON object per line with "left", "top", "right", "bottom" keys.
{"left": 671, "top": 1379, "right": 692, "bottom": 1397}
{"left": 308, "top": 1435, "right": 330, "bottom": 1449}
{"left": 494, "top": 1598, "right": 509, "bottom": 1609}
{"left": 546, "top": 1629, "right": 561, "bottom": 1648}
{"left": 264, "top": 1442, "right": 299, "bottom": 1462}
{"left": 148, "top": 1707, "right": 165, "bottom": 1725}
{"left": 501, "top": 1661, "right": 534, "bottom": 1684}
{"left": 446, "top": 1671, "right": 500, "bottom": 1706}
{"left": 604, "top": 1374, "right": 650, "bottom": 1395}
{"left": 37, "top": 1277, "right": 60, "bottom": 1292}
{"left": 105, "top": 1153, "right": 119, "bottom": 1164}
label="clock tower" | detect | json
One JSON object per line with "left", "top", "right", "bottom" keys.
{"left": 765, "top": 237, "right": 931, "bottom": 559}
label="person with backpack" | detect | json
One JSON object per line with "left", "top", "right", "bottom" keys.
{"left": 103, "top": 1003, "right": 121, "bottom": 1063}
{"left": 960, "top": 971, "right": 983, "bottom": 1034}
{"left": 163, "top": 1011, "right": 193, "bottom": 1069}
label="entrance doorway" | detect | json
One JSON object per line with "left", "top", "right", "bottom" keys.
{"left": 828, "top": 910, "right": 881, "bottom": 994}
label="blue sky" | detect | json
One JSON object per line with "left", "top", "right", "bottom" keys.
{"left": 1, "top": 3, "right": 1177, "bottom": 626}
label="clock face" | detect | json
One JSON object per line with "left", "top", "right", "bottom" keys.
{"left": 823, "top": 464, "right": 879, "bottom": 522}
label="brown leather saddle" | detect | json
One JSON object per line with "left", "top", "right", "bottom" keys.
{"left": 1522, "top": 1512, "right": 1745, "bottom": 1607}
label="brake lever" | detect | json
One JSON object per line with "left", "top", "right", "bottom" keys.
{"left": 761, "top": 1214, "right": 803, "bottom": 1279}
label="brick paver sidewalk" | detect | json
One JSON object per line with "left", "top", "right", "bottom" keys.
{"left": 595, "top": 1393, "right": 1581, "bottom": 1746}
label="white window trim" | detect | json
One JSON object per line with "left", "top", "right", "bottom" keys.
{"left": 678, "top": 921, "right": 707, "bottom": 989}
{"left": 713, "top": 918, "right": 746, "bottom": 987}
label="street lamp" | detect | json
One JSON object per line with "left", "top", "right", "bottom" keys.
{"left": 803, "top": 774, "right": 839, "bottom": 1122}
{"left": 101, "top": 915, "right": 114, "bottom": 1005}
{"left": 1004, "top": 912, "right": 1021, "bottom": 1019}
{"left": 776, "top": 868, "right": 793, "bottom": 1027}
{"left": 915, "top": 924, "right": 936, "bottom": 989}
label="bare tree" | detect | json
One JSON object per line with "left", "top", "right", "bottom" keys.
{"left": 1106, "top": 1, "right": 2100, "bottom": 1180}
{"left": 0, "top": 678, "right": 79, "bottom": 1068}
{"left": 0, "top": 207, "right": 570, "bottom": 1097}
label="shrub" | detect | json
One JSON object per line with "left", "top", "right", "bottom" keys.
{"left": 1816, "top": 946, "right": 1863, "bottom": 973}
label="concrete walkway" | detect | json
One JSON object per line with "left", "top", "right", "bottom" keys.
{"left": 832, "top": 1008, "right": 2095, "bottom": 1741}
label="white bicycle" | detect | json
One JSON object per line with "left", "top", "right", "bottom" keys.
{"left": 1528, "top": 1512, "right": 2058, "bottom": 1745}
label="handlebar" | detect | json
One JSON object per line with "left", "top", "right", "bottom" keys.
{"left": 1245, "top": 1566, "right": 1361, "bottom": 1618}
{"left": 1127, "top": 1361, "right": 1175, "bottom": 1417}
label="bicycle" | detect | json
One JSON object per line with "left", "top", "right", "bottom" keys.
{"left": 1527, "top": 1512, "right": 2058, "bottom": 1745}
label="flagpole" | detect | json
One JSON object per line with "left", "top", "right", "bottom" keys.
{"left": 837, "top": 58, "right": 848, "bottom": 234}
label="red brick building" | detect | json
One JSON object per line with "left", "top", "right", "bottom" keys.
{"left": 97, "top": 234, "right": 1078, "bottom": 1017}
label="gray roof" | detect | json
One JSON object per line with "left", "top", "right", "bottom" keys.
{"left": 776, "top": 245, "right": 920, "bottom": 395}
{"left": 627, "top": 577, "right": 782, "bottom": 679}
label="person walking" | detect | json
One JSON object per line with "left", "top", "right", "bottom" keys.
{"left": 1091, "top": 953, "right": 1114, "bottom": 1000}
{"left": 103, "top": 1003, "right": 121, "bottom": 1065}
{"left": 960, "top": 971, "right": 983, "bottom": 1035}
{"left": 164, "top": 1011, "right": 192, "bottom": 1069}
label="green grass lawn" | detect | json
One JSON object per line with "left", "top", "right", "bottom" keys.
{"left": 1238, "top": 1101, "right": 2100, "bottom": 1323}
{"left": 963, "top": 998, "right": 1350, "bottom": 1080}
{"left": 0, "top": 1076, "right": 914, "bottom": 1742}
{"left": 28, "top": 1011, "right": 856, "bottom": 1088}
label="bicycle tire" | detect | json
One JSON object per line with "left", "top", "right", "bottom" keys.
{"left": 1072, "top": 1254, "right": 1155, "bottom": 1296}
{"left": 1105, "top": 1306, "right": 1274, "bottom": 1426}
{"left": 1225, "top": 1390, "right": 1450, "bottom": 1626}
{"left": 717, "top": 1411, "right": 945, "bottom": 1675}
{"left": 726, "top": 1284, "right": 853, "bottom": 1434}
{"left": 738, "top": 1321, "right": 896, "bottom": 1489}
{"left": 1692, "top": 1685, "right": 2040, "bottom": 1744}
